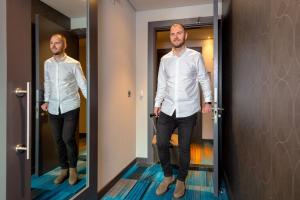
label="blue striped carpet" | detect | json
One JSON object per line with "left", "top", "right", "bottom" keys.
{"left": 31, "top": 160, "right": 86, "bottom": 200}
{"left": 101, "top": 163, "right": 229, "bottom": 200}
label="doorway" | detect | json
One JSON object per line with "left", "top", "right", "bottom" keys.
{"left": 154, "top": 26, "right": 214, "bottom": 168}
{"left": 147, "top": 14, "right": 222, "bottom": 196}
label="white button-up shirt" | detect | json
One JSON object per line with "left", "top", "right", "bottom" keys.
{"left": 44, "top": 55, "right": 87, "bottom": 115}
{"left": 155, "top": 48, "right": 212, "bottom": 118}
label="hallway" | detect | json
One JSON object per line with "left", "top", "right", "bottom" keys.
{"left": 101, "top": 163, "right": 229, "bottom": 200}
{"left": 2, "top": 0, "right": 300, "bottom": 199}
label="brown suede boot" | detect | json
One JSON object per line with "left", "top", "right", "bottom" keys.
{"left": 173, "top": 180, "right": 186, "bottom": 199}
{"left": 54, "top": 168, "right": 68, "bottom": 184}
{"left": 155, "top": 176, "right": 175, "bottom": 195}
{"left": 69, "top": 168, "right": 78, "bottom": 185}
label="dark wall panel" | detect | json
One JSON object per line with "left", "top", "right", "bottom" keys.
{"left": 223, "top": 0, "right": 300, "bottom": 199}
{"left": 31, "top": 0, "right": 70, "bottom": 29}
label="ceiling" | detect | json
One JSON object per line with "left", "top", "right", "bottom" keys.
{"left": 128, "top": 0, "right": 213, "bottom": 11}
{"left": 40, "top": 0, "right": 212, "bottom": 17}
{"left": 41, "top": 0, "right": 87, "bottom": 18}
{"left": 157, "top": 26, "right": 213, "bottom": 44}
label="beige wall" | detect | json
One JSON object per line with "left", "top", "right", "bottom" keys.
{"left": 98, "top": 0, "right": 136, "bottom": 190}
{"left": 135, "top": 3, "right": 219, "bottom": 157}
{"left": 0, "top": 0, "right": 6, "bottom": 199}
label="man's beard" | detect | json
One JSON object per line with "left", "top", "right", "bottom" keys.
{"left": 52, "top": 49, "right": 63, "bottom": 55}
{"left": 171, "top": 40, "right": 185, "bottom": 48}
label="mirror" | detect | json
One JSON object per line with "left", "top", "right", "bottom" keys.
{"left": 31, "top": 0, "right": 88, "bottom": 199}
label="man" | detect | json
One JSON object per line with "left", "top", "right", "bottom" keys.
{"left": 41, "top": 34, "right": 87, "bottom": 185}
{"left": 154, "top": 24, "right": 212, "bottom": 198}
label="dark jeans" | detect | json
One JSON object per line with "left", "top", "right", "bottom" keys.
{"left": 49, "top": 108, "right": 80, "bottom": 169}
{"left": 157, "top": 111, "right": 197, "bottom": 181}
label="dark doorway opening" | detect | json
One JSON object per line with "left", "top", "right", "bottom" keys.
{"left": 152, "top": 25, "right": 214, "bottom": 170}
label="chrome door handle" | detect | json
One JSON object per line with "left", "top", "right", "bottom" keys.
{"left": 15, "top": 88, "right": 27, "bottom": 97}
{"left": 14, "top": 82, "right": 31, "bottom": 160}
{"left": 212, "top": 103, "right": 224, "bottom": 121}
{"left": 213, "top": 107, "right": 224, "bottom": 111}
{"left": 15, "top": 144, "right": 27, "bottom": 153}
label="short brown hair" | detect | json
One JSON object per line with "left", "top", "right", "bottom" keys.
{"left": 170, "top": 23, "right": 186, "bottom": 32}
{"left": 50, "top": 33, "right": 67, "bottom": 45}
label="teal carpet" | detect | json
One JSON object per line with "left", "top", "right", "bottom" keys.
{"left": 31, "top": 160, "right": 86, "bottom": 200}
{"left": 101, "top": 163, "right": 229, "bottom": 200}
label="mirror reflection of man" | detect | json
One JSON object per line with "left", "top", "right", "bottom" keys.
{"left": 154, "top": 24, "right": 212, "bottom": 198}
{"left": 41, "top": 34, "right": 87, "bottom": 185}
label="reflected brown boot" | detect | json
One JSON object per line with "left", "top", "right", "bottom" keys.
{"left": 173, "top": 180, "right": 186, "bottom": 199}
{"left": 54, "top": 168, "right": 68, "bottom": 184}
{"left": 155, "top": 176, "right": 175, "bottom": 195}
{"left": 69, "top": 168, "right": 78, "bottom": 185}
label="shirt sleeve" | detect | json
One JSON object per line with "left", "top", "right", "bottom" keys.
{"left": 44, "top": 62, "right": 50, "bottom": 102}
{"left": 154, "top": 60, "right": 167, "bottom": 107}
{"left": 197, "top": 53, "right": 212, "bottom": 103}
{"left": 74, "top": 62, "right": 88, "bottom": 99}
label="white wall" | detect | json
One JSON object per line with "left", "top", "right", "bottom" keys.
{"left": 71, "top": 17, "right": 87, "bottom": 29}
{"left": 98, "top": 0, "right": 136, "bottom": 190}
{"left": 135, "top": 4, "right": 217, "bottom": 157}
{"left": 0, "top": 0, "right": 6, "bottom": 199}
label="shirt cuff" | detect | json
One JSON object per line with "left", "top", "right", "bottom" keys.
{"left": 154, "top": 102, "right": 161, "bottom": 107}
{"left": 204, "top": 97, "right": 212, "bottom": 103}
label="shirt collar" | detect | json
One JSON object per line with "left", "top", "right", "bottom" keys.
{"left": 52, "top": 53, "right": 67, "bottom": 62}
{"left": 172, "top": 46, "right": 187, "bottom": 57}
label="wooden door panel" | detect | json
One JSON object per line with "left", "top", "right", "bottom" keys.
{"left": 6, "top": 0, "right": 31, "bottom": 199}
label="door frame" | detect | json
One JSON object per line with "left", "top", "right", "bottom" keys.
{"left": 5, "top": 0, "right": 98, "bottom": 199}
{"left": 147, "top": 15, "right": 222, "bottom": 196}
{"left": 70, "top": 0, "right": 98, "bottom": 199}
{"left": 212, "top": 0, "right": 223, "bottom": 196}
{"left": 147, "top": 16, "right": 213, "bottom": 164}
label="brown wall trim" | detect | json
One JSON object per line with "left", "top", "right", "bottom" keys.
{"left": 97, "top": 158, "right": 138, "bottom": 198}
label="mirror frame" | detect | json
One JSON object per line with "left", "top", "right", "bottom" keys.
{"left": 71, "top": 0, "right": 98, "bottom": 199}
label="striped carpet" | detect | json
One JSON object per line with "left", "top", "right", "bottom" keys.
{"left": 31, "top": 160, "right": 86, "bottom": 200}
{"left": 101, "top": 163, "right": 229, "bottom": 200}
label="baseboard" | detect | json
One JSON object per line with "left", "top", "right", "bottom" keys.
{"left": 223, "top": 170, "right": 234, "bottom": 200}
{"left": 97, "top": 158, "right": 137, "bottom": 198}
{"left": 136, "top": 157, "right": 149, "bottom": 164}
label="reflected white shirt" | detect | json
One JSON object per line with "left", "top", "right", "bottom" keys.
{"left": 44, "top": 55, "right": 87, "bottom": 115}
{"left": 155, "top": 48, "right": 212, "bottom": 118}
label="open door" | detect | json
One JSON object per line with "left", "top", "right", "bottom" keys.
{"left": 213, "top": 0, "right": 223, "bottom": 196}
{"left": 6, "top": 0, "right": 31, "bottom": 199}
